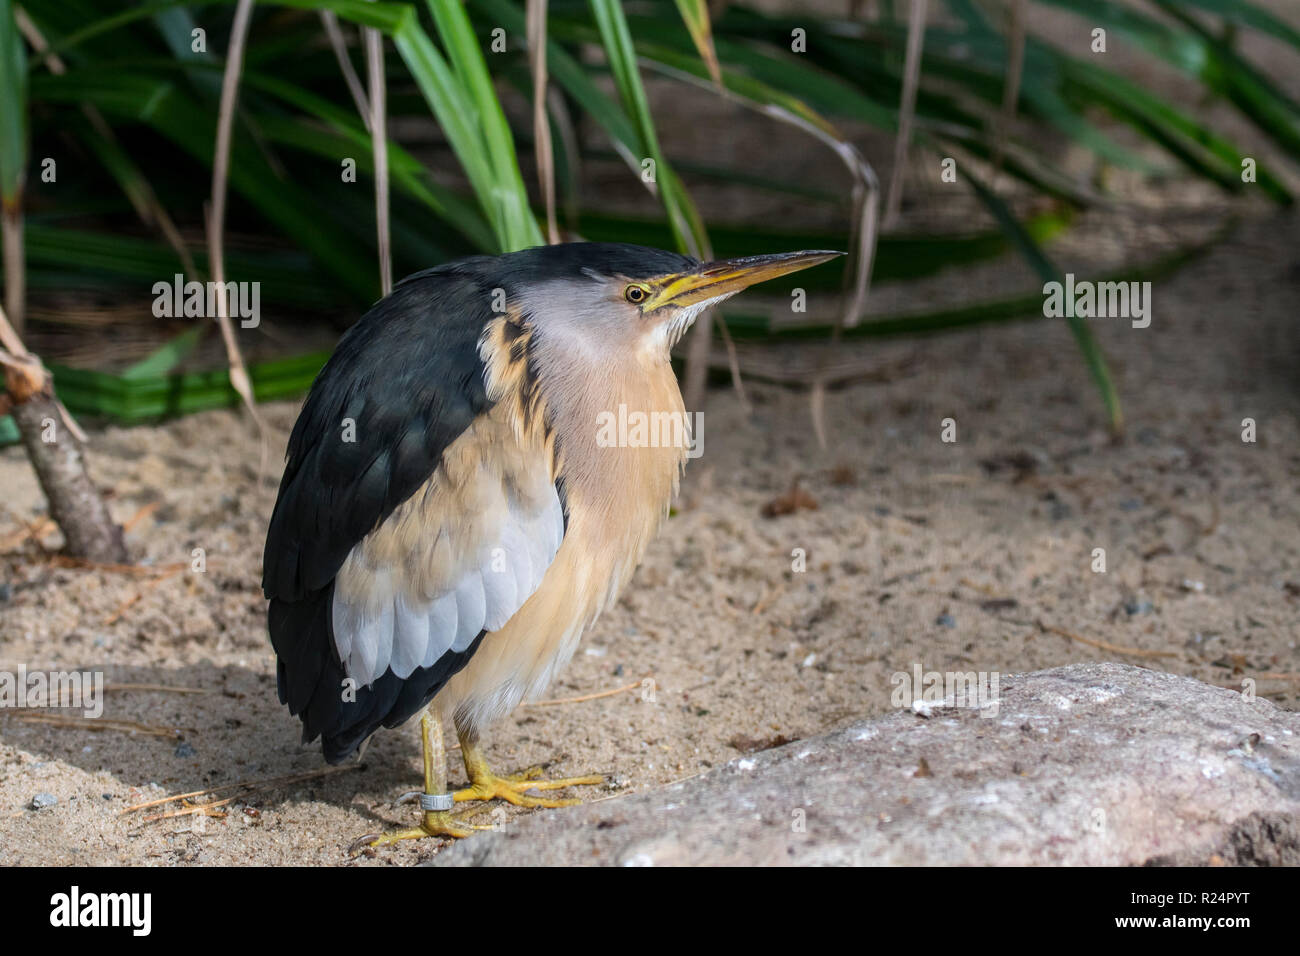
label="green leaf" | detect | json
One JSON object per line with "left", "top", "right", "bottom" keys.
{"left": 121, "top": 325, "right": 204, "bottom": 380}
{"left": 32, "top": 69, "right": 379, "bottom": 298}
{"left": 1175, "top": 0, "right": 1300, "bottom": 52}
{"left": 0, "top": 0, "right": 27, "bottom": 202}
{"left": 421, "top": 0, "right": 541, "bottom": 250}
{"left": 964, "top": 166, "right": 1123, "bottom": 435}
{"left": 672, "top": 0, "right": 722, "bottom": 87}
{"left": 587, "top": 0, "right": 707, "bottom": 255}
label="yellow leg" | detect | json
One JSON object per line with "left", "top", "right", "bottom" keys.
{"left": 352, "top": 709, "right": 487, "bottom": 853}
{"left": 452, "top": 728, "right": 603, "bottom": 809}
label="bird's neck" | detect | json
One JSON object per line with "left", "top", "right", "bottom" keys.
{"left": 532, "top": 337, "right": 689, "bottom": 588}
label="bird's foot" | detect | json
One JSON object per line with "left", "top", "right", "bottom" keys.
{"left": 453, "top": 765, "right": 604, "bottom": 809}
{"left": 350, "top": 806, "right": 489, "bottom": 854}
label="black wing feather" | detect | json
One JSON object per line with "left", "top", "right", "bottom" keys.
{"left": 263, "top": 262, "right": 499, "bottom": 762}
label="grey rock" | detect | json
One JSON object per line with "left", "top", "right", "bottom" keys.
{"left": 428, "top": 663, "right": 1300, "bottom": 867}
{"left": 29, "top": 793, "right": 57, "bottom": 811}
{"left": 1124, "top": 597, "right": 1155, "bottom": 616}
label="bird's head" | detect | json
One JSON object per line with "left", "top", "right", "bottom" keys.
{"left": 502, "top": 243, "right": 843, "bottom": 360}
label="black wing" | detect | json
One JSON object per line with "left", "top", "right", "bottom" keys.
{"left": 263, "top": 262, "right": 497, "bottom": 763}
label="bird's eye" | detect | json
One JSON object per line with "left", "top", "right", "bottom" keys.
{"left": 624, "top": 284, "right": 648, "bottom": 304}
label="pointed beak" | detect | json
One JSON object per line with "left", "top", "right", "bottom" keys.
{"left": 643, "top": 250, "right": 844, "bottom": 311}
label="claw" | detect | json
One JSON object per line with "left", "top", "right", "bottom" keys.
{"left": 454, "top": 768, "right": 604, "bottom": 808}
{"left": 350, "top": 807, "right": 490, "bottom": 855}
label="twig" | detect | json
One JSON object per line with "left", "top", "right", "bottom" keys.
{"left": 991, "top": 0, "right": 1026, "bottom": 183}
{"left": 104, "top": 564, "right": 184, "bottom": 624}
{"left": 1037, "top": 619, "right": 1177, "bottom": 659}
{"left": 524, "top": 676, "right": 650, "bottom": 706}
{"left": 319, "top": 11, "right": 370, "bottom": 128}
{"left": 0, "top": 513, "right": 55, "bottom": 550}
{"left": 364, "top": 16, "right": 392, "bottom": 295}
{"left": 105, "top": 683, "right": 212, "bottom": 695}
{"left": 712, "top": 310, "right": 749, "bottom": 410}
{"left": 144, "top": 798, "right": 234, "bottom": 822}
{"left": 0, "top": 682, "right": 208, "bottom": 707}
{"left": 46, "top": 555, "right": 191, "bottom": 576}
{"left": 121, "top": 501, "right": 160, "bottom": 534}
{"left": 209, "top": 0, "right": 268, "bottom": 447}
{"left": 527, "top": 0, "right": 560, "bottom": 244}
{"left": 14, "top": 714, "right": 181, "bottom": 737}
{"left": 120, "top": 764, "right": 363, "bottom": 816}
{"left": 883, "top": 0, "right": 927, "bottom": 227}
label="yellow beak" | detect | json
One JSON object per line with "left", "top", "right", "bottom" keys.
{"left": 643, "top": 250, "right": 843, "bottom": 311}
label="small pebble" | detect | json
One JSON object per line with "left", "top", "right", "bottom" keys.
{"left": 174, "top": 742, "right": 196, "bottom": 758}
{"left": 936, "top": 613, "right": 956, "bottom": 628}
{"left": 29, "top": 793, "right": 57, "bottom": 811}
{"left": 1124, "top": 598, "right": 1154, "bottom": 616}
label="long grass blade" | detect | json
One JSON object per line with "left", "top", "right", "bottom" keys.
{"left": 527, "top": 0, "right": 560, "bottom": 244}
{"left": 320, "top": 10, "right": 370, "bottom": 128}
{"left": 963, "top": 165, "right": 1123, "bottom": 435}
{"left": 883, "top": 0, "right": 926, "bottom": 227}
{"left": 208, "top": 0, "right": 264, "bottom": 430}
{"left": 18, "top": 8, "right": 196, "bottom": 276}
{"left": 991, "top": 0, "right": 1025, "bottom": 182}
{"left": 673, "top": 0, "right": 723, "bottom": 87}
{"left": 586, "top": 0, "right": 715, "bottom": 407}
{"left": 364, "top": 16, "right": 392, "bottom": 293}
{"left": 423, "top": 0, "right": 542, "bottom": 251}
{"left": 0, "top": 0, "right": 27, "bottom": 335}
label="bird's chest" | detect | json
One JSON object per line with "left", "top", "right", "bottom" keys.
{"left": 559, "top": 360, "right": 688, "bottom": 559}
{"left": 442, "top": 360, "right": 689, "bottom": 727}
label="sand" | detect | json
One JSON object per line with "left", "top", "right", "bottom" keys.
{"left": 4, "top": 0, "right": 1300, "bottom": 864}
{"left": 2, "top": 203, "right": 1297, "bottom": 865}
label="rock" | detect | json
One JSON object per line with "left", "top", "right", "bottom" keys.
{"left": 428, "top": 663, "right": 1300, "bottom": 867}
{"left": 1124, "top": 597, "right": 1155, "bottom": 616}
{"left": 28, "top": 793, "right": 57, "bottom": 811}
{"left": 174, "top": 742, "right": 196, "bottom": 758}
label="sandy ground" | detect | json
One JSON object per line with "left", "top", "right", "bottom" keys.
{"left": 4, "top": 0, "right": 1300, "bottom": 866}
{"left": 2, "top": 202, "right": 1298, "bottom": 865}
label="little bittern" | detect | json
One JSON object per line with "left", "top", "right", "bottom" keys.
{"left": 262, "top": 242, "right": 840, "bottom": 846}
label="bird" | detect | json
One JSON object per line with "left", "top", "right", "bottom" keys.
{"left": 262, "top": 241, "right": 841, "bottom": 846}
